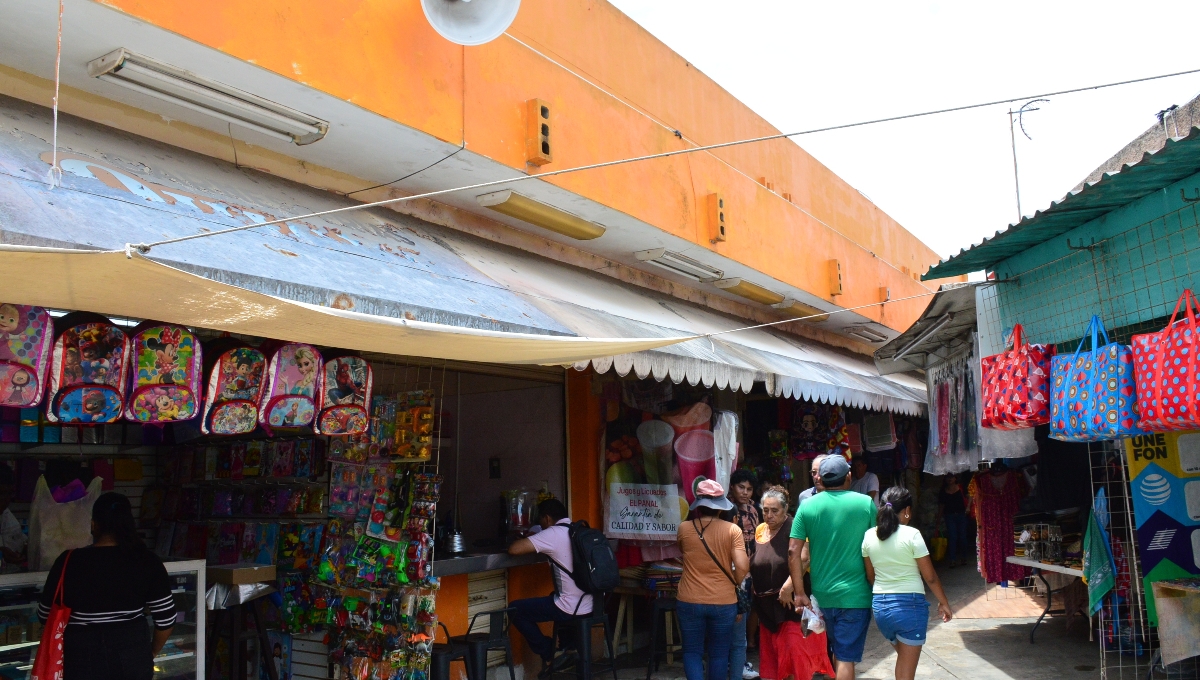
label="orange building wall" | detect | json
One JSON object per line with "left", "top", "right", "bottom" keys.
{"left": 97, "top": 0, "right": 955, "bottom": 332}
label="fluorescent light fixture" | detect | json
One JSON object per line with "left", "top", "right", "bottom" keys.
{"left": 88, "top": 48, "right": 328, "bottom": 145}
{"left": 773, "top": 299, "right": 830, "bottom": 323}
{"left": 892, "top": 313, "right": 953, "bottom": 360}
{"left": 711, "top": 278, "right": 786, "bottom": 306}
{"left": 847, "top": 326, "right": 889, "bottom": 343}
{"left": 634, "top": 248, "right": 723, "bottom": 281}
{"left": 476, "top": 190, "right": 606, "bottom": 240}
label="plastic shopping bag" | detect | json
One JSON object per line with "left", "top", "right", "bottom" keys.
{"left": 931, "top": 532, "right": 948, "bottom": 562}
{"left": 30, "top": 550, "right": 72, "bottom": 680}
{"left": 1132, "top": 289, "right": 1200, "bottom": 431}
{"left": 1050, "top": 315, "right": 1146, "bottom": 442}
{"left": 801, "top": 594, "right": 825, "bottom": 635}
{"left": 29, "top": 476, "right": 103, "bottom": 571}
{"left": 981, "top": 324, "right": 1056, "bottom": 429}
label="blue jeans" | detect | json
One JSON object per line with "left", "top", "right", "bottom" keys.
{"left": 728, "top": 611, "right": 747, "bottom": 679}
{"left": 677, "top": 601, "right": 737, "bottom": 680}
{"left": 509, "top": 596, "right": 578, "bottom": 662}
{"left": 944, "top": 513, "right": 969, "bottom": 563}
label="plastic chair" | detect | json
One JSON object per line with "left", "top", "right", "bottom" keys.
{"left": 451, "top": 607, "right": 516, "bottom": 680}
{"left": 432, "top": 622, "right": 469, "bottom": 680}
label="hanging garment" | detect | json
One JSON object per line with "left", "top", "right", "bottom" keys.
{"left": 937, "top": 381, "right": 951, "bottom": 455}
{"left": 969, "top": 471, "right": 1030, "bottom": 584}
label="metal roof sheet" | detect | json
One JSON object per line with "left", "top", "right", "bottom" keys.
{"left": 873, "top": 282, "right": 982, "bottom": 375}
{"left": 924, "top": 127, "right": 1200, "bottom": 279}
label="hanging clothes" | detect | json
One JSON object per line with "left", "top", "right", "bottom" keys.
{"left": 925, "top": 349, "right": 984, "bottom": 475}
{"left": 969, "top": 469, "right": 1030, "bottom": 584}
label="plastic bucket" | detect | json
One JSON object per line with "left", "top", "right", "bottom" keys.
{"left": 637, "top": 420, "right": 676, "bottom": 485}
{"left": 675, "top": 429, "right": 717, "bottom": 503}
{"left": 663, "top": 402, "right": 712, "bottom": 438}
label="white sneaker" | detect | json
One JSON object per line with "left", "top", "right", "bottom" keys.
{"left": 742, "top": 662, "right": 759, "bottom": 680}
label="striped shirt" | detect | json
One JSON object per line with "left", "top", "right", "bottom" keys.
{"left": 38, "top": 546, "right": 177, "bottom": 629}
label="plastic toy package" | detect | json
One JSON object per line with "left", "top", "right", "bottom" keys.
{"left": 329, "top": 462, "right": 365, "bottom": 518}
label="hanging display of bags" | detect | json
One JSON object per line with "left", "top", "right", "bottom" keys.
{"left": 1050, "top": 315, "right": 1146, "bottom": 442}
{"left": 980, "top": 323, "right": 1056, "bottom": 430}
{"left": 1132, "top": 289, "right": 1200, "bottom": 432}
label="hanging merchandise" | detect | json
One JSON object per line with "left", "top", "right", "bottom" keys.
{"left": 980, "top": 323, "right": 1055, "bottom": 430}
{"left": 28, "top": 475, "right": 104, "bottom": 571}
{"left": 969, "top": 465, "right": 1030, "bottom": 584}
{"left": 317, "top": 355, "right": 373, "bottom": 436}
{"left": 923, "top": 351, "right": 983, "bottom": 475}
{"left": 124, "top": 323, "right": 202, "bottom": 424}
{"left": 45, "top": 312, "right": 131, "bottom": 424}
{"left": 790, "top": 402, "right": 850, "bottom": 459}
{"left": 1050, "top": 315, "right": 1146, "bottom": 442}
{"left": 0, "top": 303, "right": 54, "bottom": 408}
{"left": 862, "top": 412, "right": 897, "bottom": 452}
{"left": 1132, "top": 289, "right": 1200, "bottom": 431}
{"left": 766, "top": 429, "right": 792, "bottom": 482}
{"left": 201, "top": 342, "right": 267, "bottom": 435}
{"left": 712, "top": 411, "right": 738, "bottom": 491}
{"left": 259, "top": 343, "right": 324, "bottom": 435}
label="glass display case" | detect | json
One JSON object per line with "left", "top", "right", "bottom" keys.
{"left": 0, "top": 558, "right": 206, "bottom": 679}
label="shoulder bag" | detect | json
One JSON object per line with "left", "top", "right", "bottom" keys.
{"left": 31, "top": 550, "right": 73, "bottom": 680}
{"left": 693, "top": 519, "right": 750, "bottom": 615}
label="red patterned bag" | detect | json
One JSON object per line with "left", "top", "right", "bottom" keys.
{"left": 981, "top": 324, "right": 1056, "bottom": 430}
{"left": 30, "top": 550, "right": 72, "bottom": 680}
{"left": 1132, "top": 289, "right": 1200, "bottom": 431}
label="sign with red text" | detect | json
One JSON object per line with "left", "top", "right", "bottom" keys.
{"left": 605, "top": 483, "right": 682, "bottom": 540}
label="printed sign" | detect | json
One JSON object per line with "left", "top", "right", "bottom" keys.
{"left": 606, "top": 483, "right": 682, "bottom": 541}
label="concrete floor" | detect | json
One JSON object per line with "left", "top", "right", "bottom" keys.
{"left": 622, "top": 564, "right": 1102, "bottom": 680}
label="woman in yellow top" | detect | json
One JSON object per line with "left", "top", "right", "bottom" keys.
{"left": 861, "top": 487, "right": 953, "bottom": 680}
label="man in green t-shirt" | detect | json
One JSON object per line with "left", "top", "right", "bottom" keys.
{"left": 788, "top": 455, "right": 876, "bottom": 680}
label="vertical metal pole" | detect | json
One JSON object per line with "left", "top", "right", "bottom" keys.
{"left": 1009, "top": 108, "right": 1022, "bottom": 223}
{"left": 455, "top": 372, "right": 462, "bottom": 527}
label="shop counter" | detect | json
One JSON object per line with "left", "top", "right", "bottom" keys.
{"left": 0, "top": 558, "right": 206, "bottom": 679}
{"left": 432, "top": 551, "right": 546, "bottom": 577}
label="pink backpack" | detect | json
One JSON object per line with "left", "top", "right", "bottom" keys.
{"left": 0, "top": 304, "right": 54, "bottom": 408}
{"left": 125, "top": 323, "right": 203, "bottom": 424}
{"left": 201, "top": 344, "right": 267, "bottom": 436}
{"left": 316, "top": 355, "right": 373, "bottom": 435}
{"left": 258, "top": 343, "right": 323, "bottom": 434}
{"left": 46, "top": 313, "right": 131, "bottom": 423}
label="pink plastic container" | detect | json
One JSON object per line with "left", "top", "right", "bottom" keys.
{"left": 675, "top": 429, "right": 717, "bottom": 503}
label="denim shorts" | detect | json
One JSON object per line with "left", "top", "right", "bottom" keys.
{"left": 822, "top": 606, "right": 872, "bottom": 663}
{"left": 872, "top": 593, "right": 930, "bottom": 646}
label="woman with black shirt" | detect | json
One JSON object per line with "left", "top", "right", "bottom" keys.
{"left": 38, "top": 492, "right": 176, "bottom": 679}
{"left": 937, "top": 474, "right": 971, "bottom": 567}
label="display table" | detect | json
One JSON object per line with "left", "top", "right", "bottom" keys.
{"left": 1006, "top": 556, "right": 1084, "bottom": 643}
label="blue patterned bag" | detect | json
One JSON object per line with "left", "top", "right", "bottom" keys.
{"left": 1050, "top": 316, "right": 1146, "bottom": 442}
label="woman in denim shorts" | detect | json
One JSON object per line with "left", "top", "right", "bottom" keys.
{"left": 861, "top": 487, "right": 954, "bottom": 680}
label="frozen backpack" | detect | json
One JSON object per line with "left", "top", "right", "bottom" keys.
{"left": 316, "top": 355, "right": 373, "bottom": 435}
{"left": 124, "top": 322, "right": 203, "bottom": 424}
{"left": 0, "top": 304, "right": 54, "bottom": 408}
{"left": 258, "top": 343, "right": 323, "bottom": 434}
{"left": 201, "top": 340, "right": 267, "bottom": 436}
{"left": 46, "top": 312, "right": 130, "bottom": 424}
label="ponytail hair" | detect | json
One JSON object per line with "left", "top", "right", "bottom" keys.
{"left": 92, "top": 492, "right": 146, "bottom": 552}
{"left": 876, "top": 486, "right": 912, "bottom": 541}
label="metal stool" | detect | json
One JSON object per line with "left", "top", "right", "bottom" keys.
{"left": 450, "top": 607, "right": 516, "bottom": 680}
{"left": 432, "top": 622, "right": 469, "bottom": 680}
{"left": 551, "top": 607, "right": 618, "bottom": 680}
{"left": 645, "top": 597, "right": 681, "bottom": 680}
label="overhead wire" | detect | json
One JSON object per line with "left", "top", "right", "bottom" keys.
{"left": 129, "top": 65, "right": 1200, "bottom": 255}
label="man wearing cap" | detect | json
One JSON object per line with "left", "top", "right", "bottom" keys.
{"left": 787, "top": 455, "right": 876, "bottom": 680}
{"left": 795, "top": 454, "right": 828, "bottom": 508}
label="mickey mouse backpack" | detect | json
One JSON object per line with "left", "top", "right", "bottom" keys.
{"left": 200, "top": 338, "right": 266, "bottom": 436}
{"left": 316, "top": 355, "right": 373, "bottom": 435}
{"left": 258, "top": 343, "right": 323, "bottom": 434}
{"left": 0, "top": 303, "right": 54, "bottom": 408}
{"left": 46, "top": 312, "right": 131, "bottom": 424}
{"left": 124, "top": 322, "right": 203, "bottom": 424}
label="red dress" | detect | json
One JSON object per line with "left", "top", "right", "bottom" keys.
{"left": 969, "top": 471, "right": 1030, "bottom": 584}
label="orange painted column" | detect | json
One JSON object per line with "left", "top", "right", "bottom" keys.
{"left": 435, "top": 574, "right": 470, "bottom": 680}
{"left": 566, "top": 368, "right": 602, "bottom": 527}
{"left": 507, "top": 562, "right": 556, "bottom": 674}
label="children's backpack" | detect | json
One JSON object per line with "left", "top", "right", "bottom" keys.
{"left": 201, "top": 342, "right": 267, "bottom": 436}
{"left": 258, "top": 343, "right": 323, "bottom": 434}
{"left": 124, "top": 323, "right": 202, "bottom": 424}
{"left": 0, "top": 304, "right": 54, "bottom": 408}
{"left": 316, "top": 355, "right": 373, "bottom": 436}
{"left": 46, "top": 313, "right": 130, "bottom": 424}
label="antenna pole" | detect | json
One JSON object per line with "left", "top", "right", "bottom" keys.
{"left": 1009, "top": 108, "right": 1022, "bottom": 223}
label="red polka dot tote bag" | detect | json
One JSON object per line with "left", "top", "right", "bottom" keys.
{"left": 1132, "top": 289, "right": 1200, "bottom": 432}
{"left": 981, "top": 323, "right": 1056, "bottom": 430}
{"left": 1050, "top": 315, "right": 1147, "bottom": 442}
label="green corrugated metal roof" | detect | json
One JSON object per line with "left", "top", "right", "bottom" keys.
{"left": 924, "top": 126, "right": 1200, "bottom": 279}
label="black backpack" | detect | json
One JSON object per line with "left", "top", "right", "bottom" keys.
{"left": 549, "top": 521, "right": 620, "bottom": 598}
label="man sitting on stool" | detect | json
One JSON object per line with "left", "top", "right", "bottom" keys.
{"left": 508, "top": 499, "right": 592, "bottom": 678}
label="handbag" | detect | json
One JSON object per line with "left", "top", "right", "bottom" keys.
{"left": 981, "top": 323, "right": 1056, "bottom": 430}
{"left": 692, "top": 519, "right": 751, "bottom": 615}
{"left": 31, "top": 550, "right": 72, "bottom": 680}
{"left": 1132, "top": 289, "right": 1200, "bottom": 431}
{"left": 1050, "top": 315, "right": 1147, "bottom": 442}
{"left": 930, "top": 531, "right": 948, "bottom": 562}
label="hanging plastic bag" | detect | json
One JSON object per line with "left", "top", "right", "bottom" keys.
{"left": 29, "top": 476, "right": 103, "bottom": 571}
{"left": 30, "top": 550, "right": 73, "bottom": 680}
{"left": 1132, "top": 289, "right": 1200, "bottom": 432}
{"left": 980, "top": 324, "right": 1056, "bottom": 429}
{"left": 712, "top": 411, "right": 739, "bottom": 492}
{"left": 1050, "top": 315, "right": 1146, "bottom": 441}
{"left": 801, "top": 594, "right": 825, "bottom": 635}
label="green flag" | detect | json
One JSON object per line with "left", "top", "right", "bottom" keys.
{"left": 1082, "top": 510, "right": 1114, "bottom": 614}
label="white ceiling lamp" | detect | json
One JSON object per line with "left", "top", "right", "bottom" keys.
{"left": 634, "top": 248, "right": 723, "bottom": 282}
{"left": 420, "top": 0, "right": 521, "bottom": 46}
{"left": 87, "top": 49, "right": 329, "bottom": 145}
{"left": 847, "top": 326, "right": 889, "bottom": 344}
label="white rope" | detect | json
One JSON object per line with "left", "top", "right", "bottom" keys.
{"left": 46, "top": 0, "right": 64, "bottom": 189}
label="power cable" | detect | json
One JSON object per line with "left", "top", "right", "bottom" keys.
{"left": 128, "top": 66, "right": 1200, "bottom": 255}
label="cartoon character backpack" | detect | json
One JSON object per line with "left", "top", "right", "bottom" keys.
{"left": 123, "top": 322, "right": 202, "bottom": 424}
{"left": 316, "top": 355, "right": 373, "bottom": 435}
{"left": 258, "top": 342, "right": 323, "bottom": 434}
{"left": 201, "top": 339, "right": 267, "bottom": 436}
{"left": 45, "top": 312, "right": 131, "bottom": 424}
{"left": 0, "top": 304, "right": 54, "bottom": 408}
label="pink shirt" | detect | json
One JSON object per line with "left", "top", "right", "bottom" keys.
{"left": 528, "top": 519, "right": 593, "bottom": 615}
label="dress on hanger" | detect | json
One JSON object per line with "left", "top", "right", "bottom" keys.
{"left": 969, "top": 470, "right": 1030, "bottom": 583}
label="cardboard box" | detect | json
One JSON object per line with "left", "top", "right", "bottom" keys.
{"left": 206, "top": 563, "right": 276, "bottom": 585}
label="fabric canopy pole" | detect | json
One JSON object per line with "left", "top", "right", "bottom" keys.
{"left": 0, "top": 246, "right": 696, "bottom": 365}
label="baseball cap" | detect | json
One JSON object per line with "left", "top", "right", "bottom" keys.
{"left": 818, "top": 455, "right": 851, "bottom": 486}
